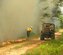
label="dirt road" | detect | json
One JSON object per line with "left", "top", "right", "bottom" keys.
{"left": 0, "top": 38, "right": 43, "bottom": 55}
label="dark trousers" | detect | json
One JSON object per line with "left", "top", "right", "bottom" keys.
{"left": 27, "top": 31, "right": 30, "bottom": 38}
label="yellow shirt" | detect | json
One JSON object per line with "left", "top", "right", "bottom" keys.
{"left": 27, "top": 27, "right": 32, "bottom": 32}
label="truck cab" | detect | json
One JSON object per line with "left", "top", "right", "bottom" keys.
{"left": 40, "top": 23, "right": 55, "bottom": 40}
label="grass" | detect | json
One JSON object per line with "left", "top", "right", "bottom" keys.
{"left": 25, "top": 32, "right": 63, "bottom": 55}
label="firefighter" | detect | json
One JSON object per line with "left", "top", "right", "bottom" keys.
{"left": 26, "top": 26, "right": 32, "bottom": 38}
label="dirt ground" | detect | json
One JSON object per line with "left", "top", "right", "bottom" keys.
{"left": 0, "top": 29, "right": 63, "bottom": 55}
{"left": 0, "top": 38, "right": 43, "bottom": 55}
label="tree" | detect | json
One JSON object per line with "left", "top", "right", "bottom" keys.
{"left": 55, "top": 0, "right": 63, "bottom": 28}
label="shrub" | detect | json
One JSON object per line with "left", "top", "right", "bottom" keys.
{"left": 25, "top": 33, "right": 63, "bottom": 55}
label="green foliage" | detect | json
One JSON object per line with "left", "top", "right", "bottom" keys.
{"left": 58, "top": 15, "right": 63, "bottom": 21}
{"left": 25, "top": 33, "right": 63, "bottom": 55}
{"left": 58, "top": 15, "right": 63, "bottom": 28}
{"left": 53, "top": 0, "right": 63, "bottom": 28}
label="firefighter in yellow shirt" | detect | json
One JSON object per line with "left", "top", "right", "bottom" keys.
{"left": 27, "top": 26, "right": 32, "bottom": 38}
